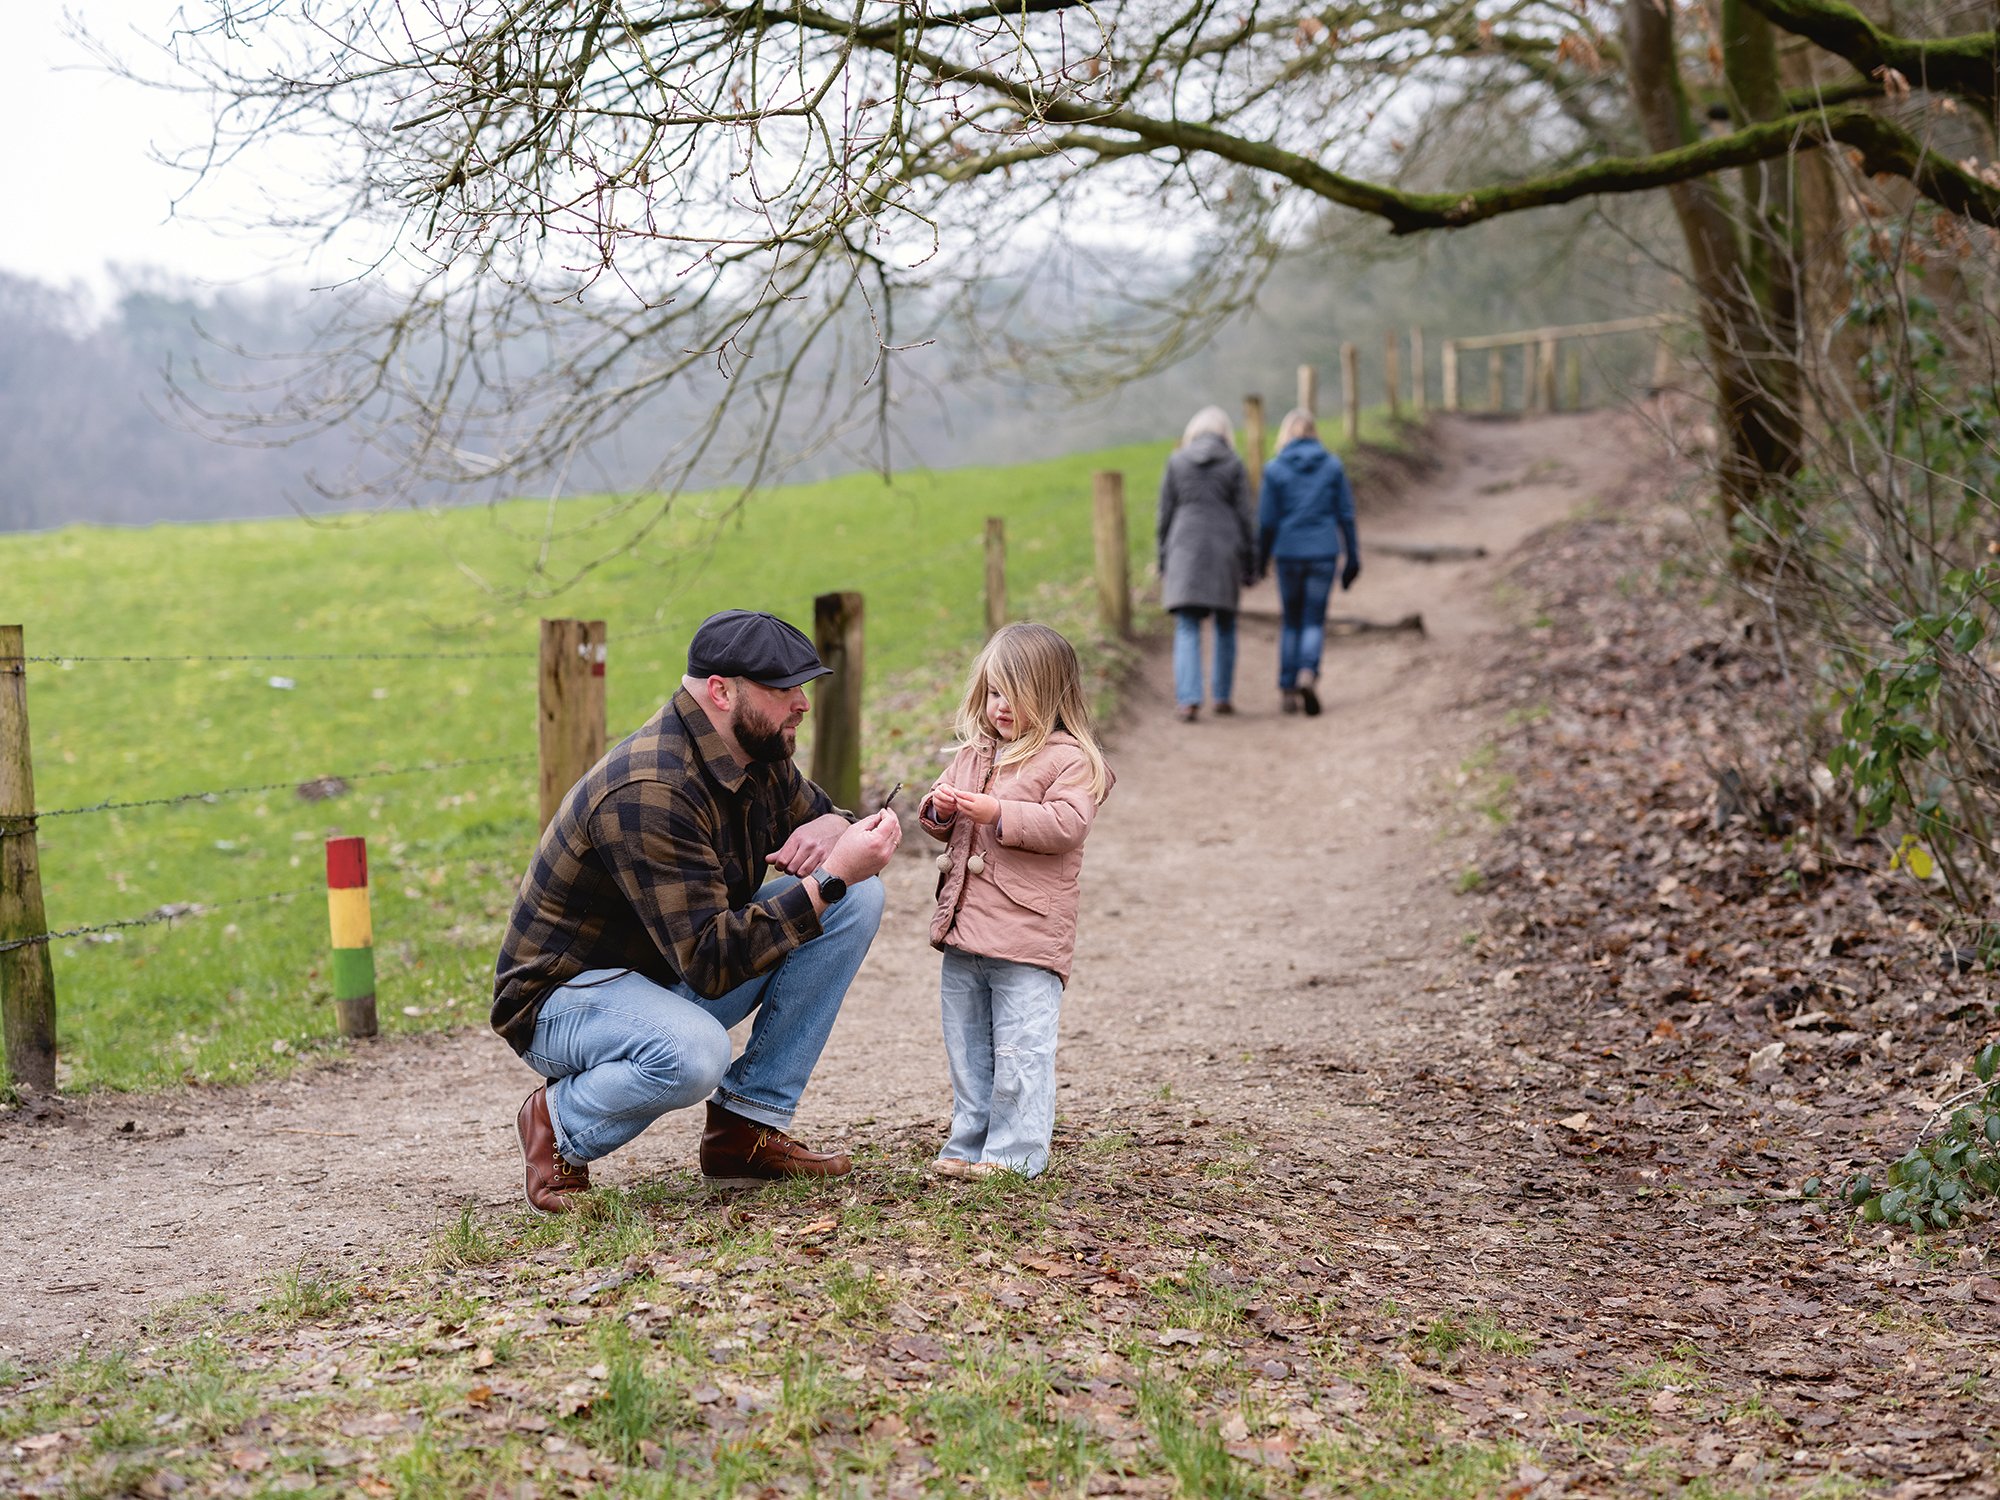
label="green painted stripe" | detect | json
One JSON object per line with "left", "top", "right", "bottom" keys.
{"left": 330, "top": 945, "right": 376, "bottom": 1003}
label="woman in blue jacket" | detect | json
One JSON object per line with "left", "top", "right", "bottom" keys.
{"left": 1256, "top": 410, "right": 1359, "bottom": 716}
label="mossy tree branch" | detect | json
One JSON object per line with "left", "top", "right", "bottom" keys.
{"left": 1736, "top": 0, "right": 2000, "bottom": 109}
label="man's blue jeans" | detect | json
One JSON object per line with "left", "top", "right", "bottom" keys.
{"left": 522, "top": 875, "right": 884, "bottom": 1163}
{"left": 1172, "top": 608, "right": 1238, "bottom": 708}
{"left": 1276, "top": 558, "right": 1339, "bottom": 689}
{"left": 938, "top": 948, "right": 1064, "bottom": 1177}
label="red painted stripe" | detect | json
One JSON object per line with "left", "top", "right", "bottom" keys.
{"left": 591, "top": 662, "right": 606, "bottom": 677}
{"left": 326, "top": 835, "right": 369, "bottom": 889}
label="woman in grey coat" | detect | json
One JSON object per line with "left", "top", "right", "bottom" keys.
{"left": 1157, "top": 406, "right": 1256, "bottom": 721}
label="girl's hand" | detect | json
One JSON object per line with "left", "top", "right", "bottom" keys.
{"left": 929, "top": 784, "right": 960, "bottom": 818}
{"left": 958, "top": 791, "right": 1000, "bottom": 825}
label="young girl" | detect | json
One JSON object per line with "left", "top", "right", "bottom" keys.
{"left": 917, "top": 622, "right": 1114, "bottom": 1179}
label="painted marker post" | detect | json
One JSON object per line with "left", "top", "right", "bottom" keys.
{"left": 326, "top": 836, "right": 378, "bottom": 1040}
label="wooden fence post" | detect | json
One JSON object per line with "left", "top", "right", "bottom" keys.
{"left": 1488, "top": 347, "right": 1505, "bottom": 411}
{"left": 1243, "top": 394, "right": 1267, "bottom": 500}
{"left": 1564, "top": 345, "right": 1583, "bottom": 410}
{"left": 1410, "top": 327, "right": 1427, "bottom": 415}
{"left": 985, "top": 518, "right": 1007, "bottom": 638}
{"left": 325, "top": 836, "right": 378, "bottom": 1040}
{"left": 1652, "top": 334, "right": 1674, "bottom": 394}
{"left": 1296, "top": 364, "right": 1318, "bottom": 419}
{"left": 1537, "top": 336, "right": 1559, "bottom": 411}
{"left": 0, "top": 626, "right": 56, "bottom": 1093}
{"left": 1092, "top": 472, "right": 1132, "bottom": 639}
{"left": 812, "top": 592, "right": 865, "bottom": 811}
{"left": 1341, "top": 342, "right": 1361, "bottom": 444}
{"left": 1384, "top": 330, "right": 1402, "bottom": 420}
{"left": 1441, "top": 339, "right": 1459, "bottom": 412}
{"left": 538, "top": 619, "right": 607, "bottom": 831}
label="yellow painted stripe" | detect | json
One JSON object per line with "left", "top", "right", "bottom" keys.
{"left": 327, "top": 886, "right": 373, "bottom": 949}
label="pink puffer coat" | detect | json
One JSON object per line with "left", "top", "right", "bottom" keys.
{"left": 917, "top": 732, "right": 1111, "bottom": 984}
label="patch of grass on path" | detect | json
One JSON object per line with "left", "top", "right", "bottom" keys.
{"left": 0, "top": 1125, "right": 1524, "bottom": 1500}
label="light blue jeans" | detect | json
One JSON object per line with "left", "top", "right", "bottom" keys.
{"left": 1172, "top": 608, "right": 1238, "bottom": 708}
{"left": 1276, "top": 558, "right": 1338, "bottom": 689}
{"left": 938, "top": 947, "right": 1064, "bottom": 1177}
{"left": 522, "top": 875, "right": 884, "bottom": 1163}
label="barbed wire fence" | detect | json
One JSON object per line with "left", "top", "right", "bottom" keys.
{"left": 0, "top": 472, "right": 1149, "bottom": 1090}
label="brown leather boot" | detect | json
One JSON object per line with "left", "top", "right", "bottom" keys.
{"left": 517, "top": 1085, "right": 590, "bottom": 1214}
{"left": 700, "top": 1101, "right": 852, "bottom": 1182}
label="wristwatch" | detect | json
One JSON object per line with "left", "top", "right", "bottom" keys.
{"left": 813, "top": 869, "right": 848, "bottom": 904}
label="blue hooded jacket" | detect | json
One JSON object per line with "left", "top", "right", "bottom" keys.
{"left": 1257, "top": 437, "right": 1357, "bottom": 569}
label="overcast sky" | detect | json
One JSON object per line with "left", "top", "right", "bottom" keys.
{"left": 15, "top": 3, "right": 326, "bottom": 295}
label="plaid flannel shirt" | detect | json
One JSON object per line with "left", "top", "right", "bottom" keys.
{"left": 492, "top": 686, "right": 837, "bottom": 1055}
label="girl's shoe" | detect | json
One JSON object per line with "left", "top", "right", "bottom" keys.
{"left": 1175, "top": 703, "right": 1199, "bottom": 723}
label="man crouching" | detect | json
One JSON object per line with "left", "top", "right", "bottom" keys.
{"left": 493, "top": 609, "right": 902, "bottom": 1212}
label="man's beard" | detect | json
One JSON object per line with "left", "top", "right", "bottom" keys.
{"left": 733, "top": 701, "right": 796, "bottom": 763}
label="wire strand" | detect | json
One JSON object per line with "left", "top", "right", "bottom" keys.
{"left": 4, "top": 752, "right": 533, "bottom": 828}
{"left": 22, "top": 650, "right": 534, "bottom": 665}
{"left": 0, "top": 886, "right": 322, "bottom": 954}
{"left": 616, "top": 488, "right": 1095, "bottom": 643}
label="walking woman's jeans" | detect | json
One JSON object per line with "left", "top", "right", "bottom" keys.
{"left": 522, "top": 874, "right": 884, "bottom": 1163}
{"left": 1172, "top": 607, "right": 1238, "bottom": 707}
{"left": 938, "top": 948, "right": 1064, "bottom": 1176}
{"left": 1276, "top": 558, "right": 1339, "bottom": 689}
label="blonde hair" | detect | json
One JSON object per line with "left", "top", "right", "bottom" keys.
{"left": 953, "top": 623, "right": 1111, "bottom": 802}
{"left": 1277, "top": 408, "right": 1317, "bottom": 446}
{"left": 1181, "top": 405, "right": 1236, "bottom": 449}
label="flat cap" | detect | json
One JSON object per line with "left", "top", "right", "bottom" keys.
{"left": 686, "top": 609, "right": 831, "bottom": 690}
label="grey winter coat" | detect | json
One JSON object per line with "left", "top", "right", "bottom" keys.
{"left": 1157, "top": 433, "right": 1255, "bottom": 614}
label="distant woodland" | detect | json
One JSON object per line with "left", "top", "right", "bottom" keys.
{"left": 0, "top": 206, "right": 1669, "bottom": 533}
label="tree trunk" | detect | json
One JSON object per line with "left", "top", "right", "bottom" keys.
{"left": 1627, "top": 0, "right": 1805, "bottom": 528}
{"left": 1781, "top": 38, "right": 1868, "bottom": 388}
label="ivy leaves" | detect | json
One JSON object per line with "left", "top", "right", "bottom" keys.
{"left": 1847, "top": 1042, "right": 2000, "bottom": 1230}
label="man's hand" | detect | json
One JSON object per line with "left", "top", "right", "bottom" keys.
{"left": 1340, "top": 557, "right": 1361, "bottom": 591}
{"left": 821, "top": 808, "right": 903, "bottom": 882}
{"left": 766, "top": 812, "right": 852, "bottom": 876}
{"left": 957, "top": 792, "right": 1000, "bottom": 826}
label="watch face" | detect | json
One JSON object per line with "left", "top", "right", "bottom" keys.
{"left": 817, "top": 872, "right": 846, "bottom": 901}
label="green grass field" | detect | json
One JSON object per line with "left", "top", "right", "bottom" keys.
{"left": 2, "top": 414, "right": 1400, "bottom": 1092}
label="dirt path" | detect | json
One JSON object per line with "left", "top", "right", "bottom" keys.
{"left": 1, "top": 413, "right": 1624, "bottom": 1368}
